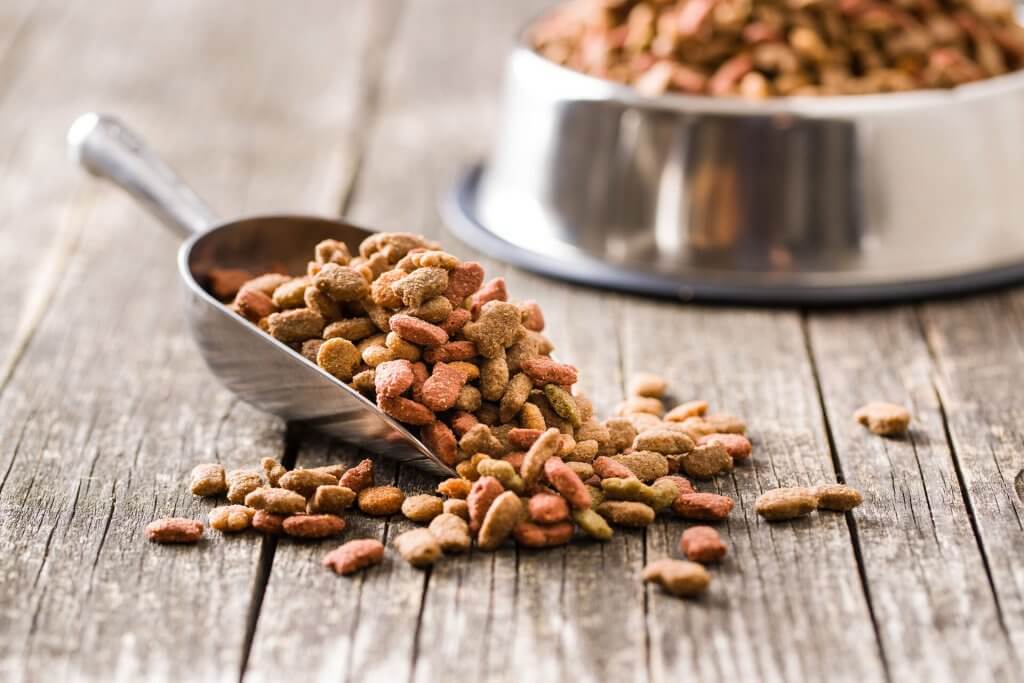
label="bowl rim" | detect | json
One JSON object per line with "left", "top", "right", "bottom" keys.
{"left": 515, "top": 12, "right": 1024, "bottom": 117}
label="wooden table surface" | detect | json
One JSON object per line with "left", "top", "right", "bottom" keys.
{"left": 1, "top": 2, "right": 1022, "bottom": 681}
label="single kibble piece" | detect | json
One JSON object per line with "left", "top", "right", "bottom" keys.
{"left": 755, "top": 487, "right": 819, "bottom": 521}
{"left": 612, "top": 451, "right": 669, "bottom": 482}
{"left": 514, "top": 521, "right": 575, "bottom": 548}
{"left": 467, "top": 476, "right": 505, "bottom": 534}
{"left": 477, "top": 491, "right": 523, "bottom": 550}
{"left": 443, "top": 498, "right": 469, "bottom": 520}
{"left": 358, "top": 486, "right": 406, "bottom": 516}
{"left": 190, "top": 463, "right": 227, "bottom": 497}
{"left": 815, "top": 484, "right": 864, "bottom": 512}
{"left": 261, "top": 457, "right": 287, "bottom": 487}
{"left": 698, "top": 433, "right": 752, "bottom": 460}
{"left": 209, "top": 505, "right": 255, "bottom": 532}
{"left": 279, "top": 468, "right": 338, "bottom": 498}
{"left": 339, "top": 459, "right": 374, "bottom": 493}
{"left": 394, "top": 528, "right": 442, "bottom": 568}
{"left": 317, "top": 337, "right": 362, "bottom": 382}
{"left": 596, "top": 501, "right": 656, "bottom": 527}
{"left": 437, "top": 477, "right": 472, "bottom": 499}
{"left": 665, "top": 400, "right": 708, "bottom": 422}
{"left": 673, "top": 492, "right": 734, "bottom": 521}
{"left": 680, "top": 526, "right": 727, "bottom": 563}
{"left": 854, "top": 402, "right": 911, "bottom": 436}
{"left": 428, "top": 513, "right": 472, "bottom": 553}
{"left": 323, "top": 539, "right": 385, "bottom": 575}
{"left": 642, "top": 559, "right": 710, "bottom": 598}
{"left": 632, "top": 429, "right": 694, "bottom": 455}
{"left": 226, "top": 470, "right": 263, "bottom": 504}
{"left": 629, "top": 372, "right": 668, "bottom": 398}
{"left": 401, "top": 494, "right": 445, "bottom": 523}
{"left": 283, "top": 514, "right": 347, "bottom": 539}
{"left": 543, "top": 457, "right": 592, "bottom": 509}
{"left": 267, "top": 308, "right": 325, "bottom": 343}
{"left": 616, "top": 396, "right": 664, "bottom": 417}
{"left": 681, "top": 442, "right": 733, "bottom": 480}
{"left": 244, "top": 487, "right": 307, "bottom": 515}
{"left": 572, "top": 507, "right": 614, "bottom": 541}
{"left": 520, "top": 428, "right": 563, "bottom": 487}
{"left": 528, "top": 492, "right": 570, "bottom": 523}
{"left": 252, "top": 510, "right": 285, "bottom": 535}
{"left": 145, "top": 518, "right": 204, "bottom": 544}
{"left": 309, "top": 485, "right": 356, "bottom": 514}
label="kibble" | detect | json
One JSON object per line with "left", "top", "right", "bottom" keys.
{"left": 815, "top": 484, "right": 864, "bottom": 512}
{"left": 642, "top": 559, "right": 710, "bottom": 598}
{"left": 209, "top": 505, "right": 255, "bottom": 532}
{"left": 855, "top": 402, "right": 911, "bottom": 436}
{"left": 283, "top": 514, "right": 346, "bottom": 539}
{"left": 190, "top": 463, "right": 227, "bottom": 497}
{"left": 358, "top": 486, "right": 406, "bottom": 516}
{"left": 401, "top": 494, "right": 445, "bottom": 523}
{"left": 755, "top": 487, "right": 819, "bottom": 521}
{"left": 323, "top": 539, "right": 385, "bottom": 575}
{"left": 394, "top": 528, "right": 442, "bottom": 567}
{"left": 428, "top": 513, "right": 472, "bottom": 553}
{"left": 680, "top": 526, "right": 727, "bottom": 563}
{"left": 145, "top": 518, "right": 203, "bottom": 544}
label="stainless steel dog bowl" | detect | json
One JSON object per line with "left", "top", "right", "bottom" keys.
{"left": 445, "top": 40, "right": 1024, "bottom": 304}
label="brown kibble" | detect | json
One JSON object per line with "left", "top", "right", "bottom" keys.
{"left": 339, "top": 459, "right": 374, "bottom": 493}
{"left": 145, "top": 518, "right": 203, "bottom": 543}
{"left": 190, "top": 463, "right": 227, "bottom": 497}
{"left": 323, "top": 538, "right": 384, "bottom": 575}
{"left": 310, "top": 485, "right": 357, "bottom": 514}
{"left": 656, "top": 475, "right": 695, "bottom": 500}
{"left": 460, "top": 423, "right": 504, "bottom": 457}
{"left": 252, "top": 510, "right": 285, "bottom": 535}
{"left": 603, "top": 418, "right": 638, "bottom": 455}
{"left": 544, "top": 457, "right": 592, "bottom": 509}
{"left": 393, "top": 267, "right": 449, "bottom": 308}
{"left": 633, "top": 429, "right": 695, "bottom": 455}
{"left": 234, "top": 288, "right": 277, "bottom": 322}
{"left": 680, "top": 526, "right": 727, "bottom": 563}
{"left": 665, "top": 400, "right": 709, "bottom": 422}
{"left": 324, "top": 317, "right": 377, "bottom": 342}
{"left": 394, "top": 528, "right": 442, "bottom": 568}
{"left": 272, "top": 277, "right": 311, "bottom": 309}
{"left": 755, "top": 487, "right": 819, "bottom": 521}
{"left": 616, "top": 396, "right": 664, "bottom": 417}
{"left": 629, "top": 372, "right": 668, "bottom": 398}
{"left": 227, "top": 470, "right": 263, "bottom": 504}
{"left": 815, "top": 484, "right": 864, "bottom": 512}
{"left": 518, "top": 300, "right": 545, "bottom": 332}
{"left": 283, "top": 513, "right": 346, "bottom": 539}
{"left": 314, "top": 238, "right": 351, "bottom": 266}
{"left": 514, "top": 521, "right": 574, "bottom": 548}
{"left": 520, "top": 428, "right": 563, "bottom": 487}
{"left": 443, "top": 498, "right": 469, "bottom": 520}
{"left": 209, "top": 505, "right": 255, "bottom": 532}
{"left": 358, "top": 486, "right": 406, "bottom": 516}
{"left": 279, "top": 468, "right": 339, "bottom": 498}
{"left": 480, "top": 357, "right": 510, "bottom": 402}
{"left": 317, "top": 337, "right": 362, "bottom": 382}
{"left": 438, "top": 477, "right": 472, "bottom": 499}
{"left": 682, "top": 442, "right": 733, "bottom": 480}
{"left": 673, "top": 492, "right": 734, "bottom": 521}
{"left": 612, "top": 451, "right": 669, "bottom": 482}
{"left": 528, "top": 492, "right": 570, "bottom": 523}
{"left": 304, "top": 286, "right": 342, "bottom": 321}
{"left": 463, "top": 301, "right": 522, "bottom": 359}
{"left": 467, "top": 476, "right": 505, "bottom": 533}
{"left": 642, "top": 559, "right": 710, "bottom": 598}
{"left": 209, "top": 267, "right": 256, "bottom": 300}
{"left": 499, "top": 372, "right": 534, "bottom": 423}
{"left": 401, "top": 494, "right": 445, "bottom": 523}
{"left": 260, "top": 458, "right": 287, "bottom": 487}
{"left": 244, "top": 487, "right": 307, "bottom": 515}
{"left": 268, "top": 308, "right": 325, "bottom": 343}
{"left": 854, "top": 402, "right": 911, "bottom": 436}
{"left": 698, "top": 433, "right": 752, "bottom": 460}
{"left": 566, "top": 439, "right": 599, "bottom": 464}
{"left": 314, "top": 263, "right": 369, "bottom": 302}
{"left": 477, "top": 491, "right": 523, "bottom": 550}
{"left": 596, "top": 501, "right": 656, "bottom": 527}
{"left": 428, "top": 512, "right": 472, "bottom": 553}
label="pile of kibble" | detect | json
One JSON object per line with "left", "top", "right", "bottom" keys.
{"left": 145, "top": 231, "right": 913, "bottom": 598}
{"left": 530, "top": 0, "right": 1024, "bottom": 98}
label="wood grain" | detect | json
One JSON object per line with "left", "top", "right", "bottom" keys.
{"left": 621, "top": 303, "right": 887, "bottom": 682}
{"left": 807, "top": 307, "right": 1016, "bottom": 680}
{"left": 922, "top": 291, "right": 1024, "bottom": 654}
{"left": 0, "top": 1, "right": 391, "bottom": 681}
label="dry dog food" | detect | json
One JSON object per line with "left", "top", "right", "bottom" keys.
{"left": 323, "top": 539, "right": 385, "bottom": 575}
{"left": 357, "top": 486, "right": 406, "bottom": 516}
{"left": 190, "top": 463, "right": 227, "bottom": 497}
{"left": 209, "top": 505, "right": 255, "bottom": 532}
{"left": 755, "top": 487, "right": 819, "bottom": 521}
{"left": 680, "top": 526, "right": 727, "bottom": 563}
{"left": 394, "top": 528, "right": 442, "bottom": 568}
{"left": 531, "top": 0, "right": 1024, "bottom": 98}
{"left": 283, "top": 514, "right": 346, "bottom": 539}
{"left": 145, "top": 518, "right": 204, "bottom": 544}
{"left": 815, "top": 483, "right": 864, "bottom": 511}
{"left": 854, "top": 401, "right": 911, "bottom": 435}
{"left": 642, "top": 558, "right": 711, "bottom": 597}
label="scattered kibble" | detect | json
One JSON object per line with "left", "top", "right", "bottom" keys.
{"left": 145, "top": 518, "right": 203, "bottom": 544}
{"left": 755, "top": 487, "right": 819, "bottom": 521}
{"left": 855, "top": 402, "right": 911, "bottom": 436}
{"left": 642, "top": 559, "right": 710, "bottom": 598}
{"left": 323, "top": 539, "right": 385, "bottom": 575}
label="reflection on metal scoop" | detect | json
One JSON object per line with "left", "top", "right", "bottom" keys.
{"left": 68, "top": 112, "right": 456, "bottom": 478}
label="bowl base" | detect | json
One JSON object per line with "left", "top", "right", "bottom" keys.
{"left": 443, "top": 164, "right": 1024, "bottom": 306}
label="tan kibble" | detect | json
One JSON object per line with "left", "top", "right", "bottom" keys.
{"left": 566, "top": 461, "right": 594, "bottom": 481}
{"left": 190, "top": 463, "right": 227, "bottom": 497}
{"left": 324, "top": 317, "right": 377, "bottom": 342}
{"left": 209, "top": 505, "right": 255, "bottom": 532}
{"left": 632, "top": 429, "right": 694, "bottom": 455}
{"left": 145, "top": 518, "right": 203, "bottom": 544}
{"left": 428, "top": 513, "right": 472, "bottom": 553}
{"left": 279, "top": 468, "right": 338, "bottom": 498}
{"left": 358, "top": 486, "right": 406, "bottom": 516}
{"left": 520, "top": 428, "right": 563, "bottom": 487}
{"left": 854, "top": 402, "right": 911, "bottom": 436}
{"left": 629, "top": 372, "right": 668, "bottom": 398}
{"left": 603, "top": 417, "right": 638, "bottom": 455}
{"left": 611, "top": 451, "right": 669, "bottom": 482}
{"left": 480, "top": 357, "right": 510, "bottom": 402}
{"left": 267, "top": 308, "right": 325, "bottom": 343}
{"left": 226, "top": 469, "right": 263, "bottom": 504}
{"left": 260, "top": 458, "right": 287, "bottom": 487}
{"left": 309, "top": 485, "right": 356, "bottom": 514}
{"left": 815, "top": 484, "right": 864, "bottom": 512}
{"left": 272, "top": 277, "right": 310, "bottom": 309}
{"left": 616, "top": 396, "right": 664, "bottom": 417}
{"left": 394, "top": 528, "right": 442, "bottom": 568}
{"left": 437, "top": 477, "right": 472, "bottom": 499}
{"left": 314, "top": 238, "right": 351, "bottom": 266}
{"left": 443, "top": 498, "right": 469, "bottom": 520}
{"left": 665, "top": 400, "right": 709, "bottom": 422}
{"left": 401, "top": 494, "right": 445, "bottom": 523}
{"left": 385, "top": 331, "right": 422, "bottom": 362}
{"left": 393, "top": 267, "right": 449, "bottom": 308}
{"left": 315, "top": 263, "right": 369, "bottom": 302}
{"left": 499, "top": 372, "right": 534, "bottom": 423}
{"left": 755, "top": 487, "right": 819, "bottom": 521}
{"left": 642, "top": 559, "right": 710, "bottom": 598}
{"left": 682, "top": 442, "right": 733, "bottom": 480}
{"left": 245, "top": 487, "right": 307, "bottom": 515}
{"left": 317, "top": 337, "right": 362, "bottom": 382}
{"left": 477, "top": 491, "right": 523, "bottom": 551}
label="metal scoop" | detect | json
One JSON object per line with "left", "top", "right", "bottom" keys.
{"left": 68, "top": 112, "right": 456, "bottom": 477}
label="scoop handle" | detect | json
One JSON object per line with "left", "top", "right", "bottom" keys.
{"left": 67, "top": 113, "right": 218, "bottom": 238}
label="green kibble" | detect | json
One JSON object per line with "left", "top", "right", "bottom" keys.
{"left": 476, "top": 458, "right": 525, "bottom": 494}
{"left": 585, "top": 484, "right": 605, "bottom": 507}
{"left": 543, "top": 384, "right": 582, "bottom": 428}
{"left": 601, "top": 477, "right": 649, "bottom": 502}
{"left": 572, "top": 507, "right": 614, "bottom": 541}
{"left": 648, "top": 479, "right": 680, "bottom": 512}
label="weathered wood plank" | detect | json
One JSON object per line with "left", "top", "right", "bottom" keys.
{"left": 620, "top": 303, "right": 887, "bottom": 682}
{"left": 921, "top": 290, "right": 1024, "bottom": 654}
{"left": 0, "top": 2, "right": 390, "bottom": 681}
{"left": 807, "top": 307, "right": 1016, "bottom": 680}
